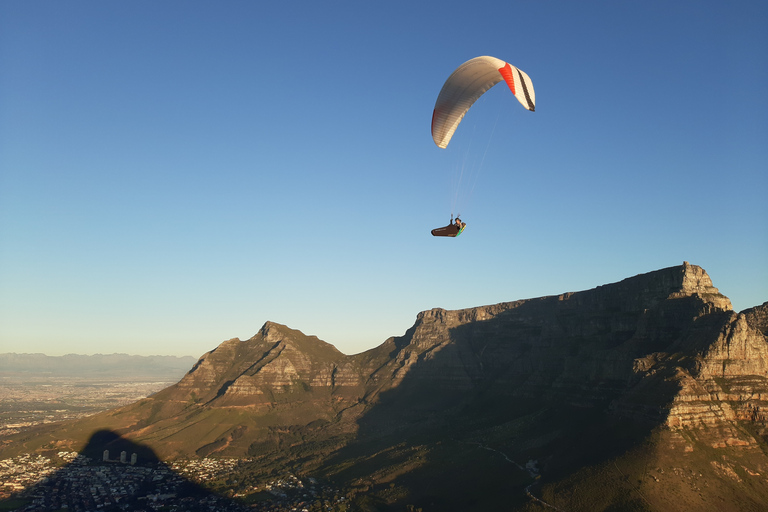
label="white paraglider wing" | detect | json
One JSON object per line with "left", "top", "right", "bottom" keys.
{"left": 431, "top": 56, "right": 535, "bottom": 149}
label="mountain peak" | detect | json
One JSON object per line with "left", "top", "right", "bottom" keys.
{"left": 677, "top": 261, "right": 731, "bottom": 306}
{"left": 258, "top": 321, "right": 289, "bottom": 342}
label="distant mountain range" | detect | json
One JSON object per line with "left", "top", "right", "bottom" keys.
{"left": 0, "top": 353, "right": 197, "bottom": 380}
{"left": 2, "top": 262, "right": 767, "bottom": 511}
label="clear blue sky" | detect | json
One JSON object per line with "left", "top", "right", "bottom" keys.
{"left": 1, "top": 1, "right": 766, "bottom": 357}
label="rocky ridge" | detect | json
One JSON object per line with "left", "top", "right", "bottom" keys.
{"left": 116, "top": 262, "right": 768, "bottom": 458}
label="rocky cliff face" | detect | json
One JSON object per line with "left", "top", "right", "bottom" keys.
{"left": 663, "top": 303, "right": 768, "bottom": 439}
{"left": 140, "top": 261, "right": 766, "bottom": 456}
{"left": 354, "top": 262, "right": 748, "bottom": 410}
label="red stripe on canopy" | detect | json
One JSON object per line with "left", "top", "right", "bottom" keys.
{"left": 498, "top": 62, "right": 516, "bottom": 95}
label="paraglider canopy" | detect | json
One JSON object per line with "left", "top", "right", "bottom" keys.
{"left": 431, "top": 56, "right": 535, "bottom": 149}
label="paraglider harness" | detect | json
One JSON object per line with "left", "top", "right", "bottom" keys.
{"left": 431, "top": 214, "right": 466, "bottom": 237}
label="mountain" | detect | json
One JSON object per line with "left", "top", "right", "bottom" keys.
{"left": 0, "top": 353, "right": 198, "bottom": 380}
{"left": 2, "top": 262, "right": 767, "bottom": 511}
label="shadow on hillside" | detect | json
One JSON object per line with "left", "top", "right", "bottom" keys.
{"left": 0, "top": 430, "right": 251, "bottom": 512}
{"left": 323, "top": 298, "right": 689, "bottom": 511}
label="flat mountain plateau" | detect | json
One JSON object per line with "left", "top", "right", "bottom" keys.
{"left": 2, "top": 262, "right": 767, "bottom": 511}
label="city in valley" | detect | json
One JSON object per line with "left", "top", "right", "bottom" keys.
{"left": 0, "top": 451, "right": 346, "bottom": 511}
{"left": 0, "top": 376, "right": 176, "bottom": 437}
{"left": 0, "top": 373, "right": 349, "bottom": 511}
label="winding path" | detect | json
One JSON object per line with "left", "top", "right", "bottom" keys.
{"left": 468, "top": 442, "right": 566, "bottom": 511}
